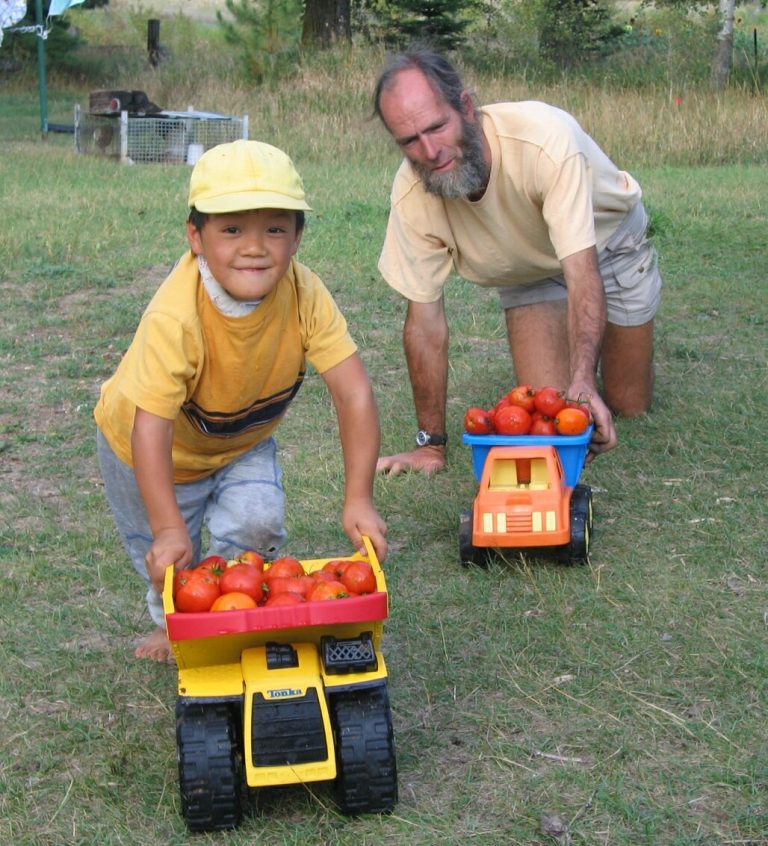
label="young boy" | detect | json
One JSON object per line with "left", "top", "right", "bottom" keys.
{"left": 94, "top": 140, "right": 387, "bottom": 663}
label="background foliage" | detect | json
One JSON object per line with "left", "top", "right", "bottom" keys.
{"left": 217, "top": 0, "right": 304, "bottom": 83}
{"left": 2, "top": 0, "right": 767, "bottom": 88}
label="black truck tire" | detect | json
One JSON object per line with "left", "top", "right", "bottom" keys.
{"left": 331, "top": 684, "right": 398, "bottom": 815}
{"left": 176, "top": 700, "right": 243, "bottom": 831}
{"left": 565, "top": 484, "right": 593, "bottom": 564}
{"left": 459, "top": 508, "right": 494, "bottom": 567}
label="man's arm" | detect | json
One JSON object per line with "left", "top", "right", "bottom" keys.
{"left": 377, "top": 297, "right": 450, "bottom": 475}
{"left": 322, "top": 353, "right": 388, "bottom": 562}
{"left": 132, "top": 407, "right": 193, "bottom": 589}
{"left": 560, "top": 247, "right": 617, "bottom": 454}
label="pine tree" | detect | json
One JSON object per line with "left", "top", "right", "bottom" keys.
{"left": 218, "top": 0, "right": 303, "bottom": 83}
{"left": 388, "top": 0, "right": 471, "bottom": 52}
{"left": 538, "top": 0, "right": 624, "bottom": 70}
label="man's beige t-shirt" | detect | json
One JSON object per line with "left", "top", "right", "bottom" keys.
{"left": 378, "top": 101, "right": 643, "bottom": 303}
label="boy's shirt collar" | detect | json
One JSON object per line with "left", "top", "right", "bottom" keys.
{"left": 197, "top": 255, "right": 262, "bottom": 317}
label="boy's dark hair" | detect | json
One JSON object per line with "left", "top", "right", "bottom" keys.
{"left": 188, "top": 207, "right": 306, "bottom": 232}
{"left": 372, "top": 47, "right": 472, "bottom": 123}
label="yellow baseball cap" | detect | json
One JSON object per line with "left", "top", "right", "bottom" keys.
{"left": 188, "top": 139, "right": 311, "bottom": 213}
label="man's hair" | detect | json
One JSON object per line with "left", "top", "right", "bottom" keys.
{"left": 372, "top": 47, "right": 472, "bottom": 123}
{"left": 188, "top": 208, "right": 306, "bottom": 232}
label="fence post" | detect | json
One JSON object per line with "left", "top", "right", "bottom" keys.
{"left": 148, "top": 19, "right": 161, "bottom": 67}
{"left": 120, "top": 111, "right": 129, "bottom": 164}
{"left": 35, "top": 0, "right": 48, "bottom": 136}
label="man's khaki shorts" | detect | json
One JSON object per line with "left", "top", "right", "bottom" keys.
{"left": 497, "top": 202, "right": 662, "bottom": 327}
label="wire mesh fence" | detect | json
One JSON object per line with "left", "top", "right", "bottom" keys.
{"left": 74, "top": 106, "right": 249, "bottom": 164}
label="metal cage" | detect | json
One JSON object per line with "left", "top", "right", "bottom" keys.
{"left": 74, "top": 105, "right": 249, "bottom": 164}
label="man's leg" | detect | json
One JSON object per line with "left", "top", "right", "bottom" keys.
{"left": 505, "top": 298, "right": 655, "bottom": 416}
{"left": 501, "top": 199, "right": 660, "bottom": 413}
{"left": 598, "top": 202, "right": 661, "bottom": 417}
{"left": 601, "top": 319, "right": 655, "bottom": 416}
{"left": 504, "top": 299, "right": 570, "bottom": 389}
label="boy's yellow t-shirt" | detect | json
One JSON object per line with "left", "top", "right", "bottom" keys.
{"left": 378, "top": 101, "right": 643, "bottom": 303}
{"left": 94, "top": 251, "right": 356, "bottom": 482}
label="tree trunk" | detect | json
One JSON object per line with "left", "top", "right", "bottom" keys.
{"left": 711, "top": 0, "right": 736, "bottom": 90}
{"left": 302, "top": 0, "right": 351, "bottom": 47}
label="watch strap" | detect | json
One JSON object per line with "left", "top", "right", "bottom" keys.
{"left": 416, "top": 430, "right": 448, "bottom": 447}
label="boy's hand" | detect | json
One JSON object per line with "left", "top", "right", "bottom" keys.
{"left": 342, "top": 500, "right": 388, "bottom": 564}
{"left": 145, "top": 527, "right": 194, "bottom": 591}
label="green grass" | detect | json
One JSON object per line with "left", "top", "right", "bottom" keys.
{"left": 2, "top": 47, "right": 767, "bottom": 846}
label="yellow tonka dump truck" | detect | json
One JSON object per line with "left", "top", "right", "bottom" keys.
{"left": 162, "top": 537, "right": 397, "bottom": 832}
{"left": 460, "top": 430, "right": 594, "bottom": 567}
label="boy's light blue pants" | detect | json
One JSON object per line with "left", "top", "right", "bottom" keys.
{"left": 97, "top": 430, "right": 286, "bottom": 625}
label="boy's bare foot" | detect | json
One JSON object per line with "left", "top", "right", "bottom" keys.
{"left": 135, "top": 626, "right": 175, "bottom": 664}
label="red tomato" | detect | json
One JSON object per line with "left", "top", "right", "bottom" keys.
{"left": 173, "top": 568, "right": 192, "bottom": 595}
{"left": 492, "top": 396, "right": 510, "bottom": 415}
{"left": 530, "top": 416, "right": 557, "bottom": 435}
{"left": 173, "top": 567, "right": 212, "bottom": 596}
{"left": 194, "top": 555, "right": 227, "bottom": 579}
{"left": 235, "top": 549, "right": 265, "bottom": 571}
{"left": 264, "top": 592, "right": 306, "bottom": 607}
{"left": 463, "top": 406, "right": 494, "bottom": 435}
{"left": 311, "top": 570, "right": 338, "bottom": 583}
{"left": 494, "top": 404, "right": 532, "bottom": 435}
{"left": 265, "top": 557, "right": 305, "bottom": 580}
{"left": 295, "top": 575, "right": 317, "bottom": 597}
{"left": 554, "top": 407, "right": 590, "bottom": 435}
{"left": 219, "top": 563, "right": 264, "bottom": 602}
{"left": 174, "top": 572, "right": 221, "bottom": 613}
{"left": 565, "top": 399, "right": 594, "bottom": 425}
{"left": 210, "top": 591, "right": 257, "bottom": 611}
{"left": 267, "top": 575, "right": 313, "bottom": 598}
{"left": 341, "top": 561, "right": 377, "bottom": 595}
{"left": 322, "top": 559, "right": 355, "bottom": 579}
{"left": 533, "top": 386, "right": 566, "bottom": 417}
{"left": 308, "top": 580, "right": 349, "bottom": 601}
{"left": 506, "top": 384, "right": 536, "bottom": 412}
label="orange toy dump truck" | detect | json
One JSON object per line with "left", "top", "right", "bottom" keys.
{"left": 460, "top": 430, "right": 594, "bottom": 566}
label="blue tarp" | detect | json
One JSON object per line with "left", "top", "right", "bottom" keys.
{"left": 0, "top": 0, "right": 26, "bottom": 30}
{"left": 48, "top": 0, "right": 86, "bottom": 16}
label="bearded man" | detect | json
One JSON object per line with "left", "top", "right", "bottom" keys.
{"left": 373, "top": 49, "right": 663, "bottom": 475}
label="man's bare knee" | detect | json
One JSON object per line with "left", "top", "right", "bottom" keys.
{"left": 603, "top": 382, "right": 653, "bottom": 417}
{"left": 505, "top": 301, "right": 569, "bottom": 388}
{"left": 601, "top": 320, "right": 655, "bottom": 417}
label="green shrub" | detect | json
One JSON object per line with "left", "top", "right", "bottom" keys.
{"left": 537, "top": 0, "right": 625, "bottom": 70}
{"left": 596, "top": 7, "right": 717, "bottom": 87}
{"left": 217, "top": 0, "right": 303, "bottom": 84}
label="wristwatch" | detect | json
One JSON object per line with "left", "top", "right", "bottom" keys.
{"left": 416, "top": 430, "right": 448, "bottom": 447}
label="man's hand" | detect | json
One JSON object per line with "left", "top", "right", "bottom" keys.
{"left": 567, "top": 382, "right": 617, "bottom": 458}
{"left": 586, "top": 396, "right": 617, "bottom": 457}
{"left": 378, "top": 299, "right": 451, "bottom": 477}
{"left": 376, "top": 446, "right": 446, "bottom": 476}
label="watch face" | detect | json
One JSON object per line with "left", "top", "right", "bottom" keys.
{"left": 416, "top": 430, "right": 446, "bottom": 446}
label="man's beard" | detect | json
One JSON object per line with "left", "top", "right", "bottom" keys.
{"left": 415, "top": 116, "right": 489, "bottom": 200}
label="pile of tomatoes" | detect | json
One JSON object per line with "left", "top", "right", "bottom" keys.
{"left": 172, "top": 550, "right": 378, "bottom": 614}
{"left": 464, "top": 384, "right": 593, "bottom": 437}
